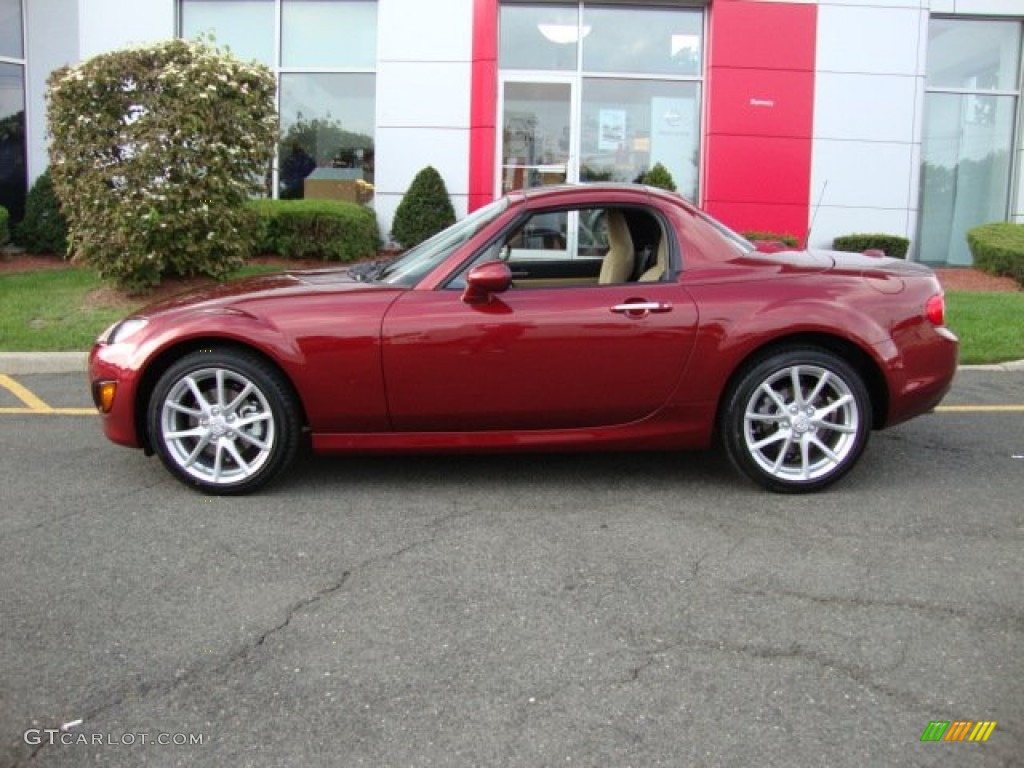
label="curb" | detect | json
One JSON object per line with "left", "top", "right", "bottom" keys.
{"left": 0, "top": 352, "right": 89, "bottom": 375}
{"left": 2, "top": 351, "right": 1023, "bottom": 376}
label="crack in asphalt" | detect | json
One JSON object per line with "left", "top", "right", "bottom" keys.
{"left": 12, "top": 504, "right": 472, "bottom": 766}
{"left": 0, "top": 480, "right": 168, "bottom": 543}
{"left": 728, "top": 584, "right": 1024, "bottom": 630}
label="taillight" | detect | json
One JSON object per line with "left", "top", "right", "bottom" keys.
{"left": 925, "top": 293, "right": 945, "bottom": 326}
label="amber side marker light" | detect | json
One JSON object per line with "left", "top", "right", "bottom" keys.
{"left": 93, "top": 381, "right": 117, "bottom": 413}
{"left": 926, "top": 294, "right": 946, "bottom": 326}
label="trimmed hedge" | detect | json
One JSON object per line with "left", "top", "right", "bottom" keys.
{"left": 247, "top": 198, "right": 379, "bottom": 262}
{"left": 742, "top": 231, "right": 800, "bottom": 247}
{"left": 391, "top": 166, "right": 456, "bottom": 249}
{"left": 966, "top": 222, "right": 1024, "bottom": 287}
{"left": 832, "top": 233, "right": 910, "bottom": 259}
{"left": 0, "top": 205, "right": 8, "bottom": 246}
{"left": 15, "top": 170, "right": 68, "bottom": 255}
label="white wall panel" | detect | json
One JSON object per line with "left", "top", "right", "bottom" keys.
{"left": 814, "top": 73, "right": 917, "bottom": 143}
{"left": 378, "top": 0, "right": 473, "bottom": 62}
{"left": 816, "top": 6, "right": 923, "bottom": 76}
{"left": 373, "top": 126, "right": 470, "bottom": 236}
{"left": 953, "top": 0, "right": 1024, "bottom": 15}
{"left": 376, "top": 61, "right": 471, "bottom": 128}
{"left": 25, "top": 0, "right": 79, "bottom": 182}
{"left": 811, "top": 140, "right": 914, "bottom": 210}
{"left": 819, "top": 0, "right": 924, "bottom": 7}
{"left": 807, "top": 206, "right": 912, "bottom": 251}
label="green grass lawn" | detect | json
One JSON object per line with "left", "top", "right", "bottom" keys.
{"left": 946, "top": 291, "right": 1024, "bottom": 365}
{"left": 1, "top": 268, "right": 1022, "bottom": 364}
{"left": 0, "top": 265, "right": 283, "bottom": 352}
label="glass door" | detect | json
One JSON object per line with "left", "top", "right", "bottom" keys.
{"left": 499, "top": 77, "right": 577, "bottom": 194}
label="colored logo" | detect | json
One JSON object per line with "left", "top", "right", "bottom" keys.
{"left": 921, "top": 720, "right": 997, "bottom": 742}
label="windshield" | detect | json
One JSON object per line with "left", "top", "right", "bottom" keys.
{"left": 378, "top": 198, "right": 510, "bottom": 287}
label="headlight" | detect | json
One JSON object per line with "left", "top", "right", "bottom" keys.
{"left": 98, "top": 317, "right": 149, "bottom": 344}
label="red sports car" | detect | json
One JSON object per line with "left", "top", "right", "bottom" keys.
{"left": 89, "top": 184, "right": 958, "bottom": 494}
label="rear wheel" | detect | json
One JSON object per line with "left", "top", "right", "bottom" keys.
{"left": 720, "top": 347, "right": 872, "bottom": 493}
{"left": 147, "top": 348, "right": 301, "bottom": 494}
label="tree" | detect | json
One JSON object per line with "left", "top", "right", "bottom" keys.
{"left": 47, "top": 38, "right": 277, "bottom": 290}
{"left": 390, "top": 166, "right": 456, "bottom": 249}
{"left": 640, "top": 162, "right": 677, "bottom": 192}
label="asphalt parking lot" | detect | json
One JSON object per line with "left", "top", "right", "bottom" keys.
{"left": 0, "top": 369, "right": 1021, "bottom": 767}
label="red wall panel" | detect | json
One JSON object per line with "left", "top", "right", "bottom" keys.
{"left": 468, "top": 0, "right": 498, "bottom": 211}
{"left": 704, "top": 0, "right": 817, "bottom": 240}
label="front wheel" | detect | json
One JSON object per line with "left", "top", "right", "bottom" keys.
{"left": 720, "top": 347, "right": 872, "bottom": 493}
{"left": 147, "top": 348, "right": 302, "bottom": 494}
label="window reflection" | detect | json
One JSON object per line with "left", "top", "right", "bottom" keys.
{"left": 927, "top": 19, "right": 1020, "bottom": 91}
{"left": 0, "top": 62, "right": 26, "bottom": 222}
{"left": 282, "top": 0, "right": 377, "bottom": 68}
{"left": 279, "top": 73, "right": 375, "bottom": 199}
{"left": 583, "top": 6, "right": 702, "bottom": 76}
{"left": 499, "top": 4, "right": 579, "bottom": 71}
{"left": 180, "top": 0, "right": 275, "bottom": 66}
{"left": 581, "top": 79, "right": 700, "bottom": 199}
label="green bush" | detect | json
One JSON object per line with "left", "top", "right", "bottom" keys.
{"left": 46, "top": 38, "right": 277, "bottom": 291}
{"left": 15, "top": 170, "right": 68, "bottom": 255}
{"left": 832, "top": 233, "right": 910, "bottom": 259}
{"left": 390, "top": 166, "right": 456, "bottom": 248}
{"left": 640, "top": 162, "right": 677, "bottom": 192}
{"left": 0, "top": 205, "right": 8, "bottom": 246}
{"left": 742, "top": 231, "right": 800, "bottom": 247}
{"left": 248, "top": 199, "right": 379, "bottom": 262}
{"left": 966, "top": 222, "right": 1024, "bottom": 287}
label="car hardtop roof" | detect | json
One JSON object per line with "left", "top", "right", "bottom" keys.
{"left": 511, "top": 182, "right": 696, "bottom": 212}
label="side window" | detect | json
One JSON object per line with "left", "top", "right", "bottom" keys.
{"left": 450, "top": 205, "right": 669, "bottom": 289}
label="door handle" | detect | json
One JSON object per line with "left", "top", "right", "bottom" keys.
{"left": 610, "top": 301, "right": 673, "bottom": 316}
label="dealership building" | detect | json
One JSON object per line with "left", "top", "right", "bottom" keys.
{"left": 2, "top": 0, "right": 1024, "bottom": 265}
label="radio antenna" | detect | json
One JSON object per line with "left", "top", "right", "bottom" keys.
{"left": 805, "top": 180, "right": 828, "bottom": 250}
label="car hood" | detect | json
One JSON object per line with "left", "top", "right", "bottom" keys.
{"left": 132, "top": 267, "right": 395, "bottom": 316}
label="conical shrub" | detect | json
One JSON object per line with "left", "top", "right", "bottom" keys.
{"left": 390, "top": 166, "right": 456, "bottom": 248}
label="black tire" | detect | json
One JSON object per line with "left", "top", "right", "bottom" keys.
{"left": 147, "top": 348, "right": 302, "bottom": 495}
{"left": 719, "top": 347, "right": 872, "bottom": 493}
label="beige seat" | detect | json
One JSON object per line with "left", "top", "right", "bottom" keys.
{"left": 638, "top": 233, "right": 668, "bottom": 282}
{"left": 598, "top": 210, "right": 634, "bottom": 284}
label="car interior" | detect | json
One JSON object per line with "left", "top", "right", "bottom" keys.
{"left": 453, "top": 206, "right": 671, "bottom": 289}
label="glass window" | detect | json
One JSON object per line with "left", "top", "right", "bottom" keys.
{"left": 919, "top": 18, "right": 1022, "bottom": 266}
{"left": 581, "top": 79, "right": 700, "bottom": 199}
{"left": 279, "top": 73, "right": 376, "bottom": 198}
{"left": 919, "top": 93, "right": 1015, "bottom": 265}
{"left": 501, "top": 82, "right": 572, "bottom": 193}
{"left": 282, "top": 0, "right": 377, "bottom": 69}
{"left": 582, "top": 6, "right": 702, "bottom": 76}
{"left": 500, "top": 4, "right": 578, "bottom": 71}
{"left": 181, "top": 0, "right": 275, "bottom": 66}
{"left": 927, "top": 19, "right": 1020, "bottom": 91}
{"left": 0, "top": 62, "right": 26, "bottom": 222}
{"left": 0, "top": 0, "right": 22, "bottom": 59}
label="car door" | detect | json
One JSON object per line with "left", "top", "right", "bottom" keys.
{"left": 381, "top": 208, "right": 698, "bottom": 432}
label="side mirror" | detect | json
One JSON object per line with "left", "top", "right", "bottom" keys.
{"left": 462, "top": 261, "right": 512, "bottom": 304}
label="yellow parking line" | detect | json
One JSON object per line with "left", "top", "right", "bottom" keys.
{"left": 935, "top": 405, "right": 1024, "bottom": 413}
{"left": 0, "top": 373, "right": 55, "bottom": 412}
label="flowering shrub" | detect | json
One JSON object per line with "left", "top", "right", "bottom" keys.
{"left": 47, "top": 38, "right": 277, "bottom": 291}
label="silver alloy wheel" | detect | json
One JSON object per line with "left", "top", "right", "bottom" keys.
{"left": 159, "top": 367, "right": 276, "bottom": 486}
{"left": 742, "top": 364, "right": 860, "bottom": 483}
